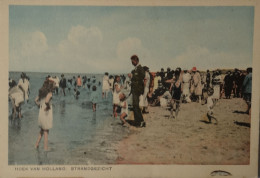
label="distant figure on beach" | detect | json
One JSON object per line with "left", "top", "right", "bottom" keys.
{"left": 206, "top": 87, "right": 218, "bottom": 124}
{"left": 108, "top": 75, "right": 114, "bottom": 93}
{"left": 206, "top": 70, "right": 211, "bottom": 89}
{"left": 112, "top": 75, "right": 122, "bottom": 118}
{"left": 212, "top": 71, "right": 221, "bottom": 103}
{"left": 59, "top": 74, "right": 67, "bottom": 96}
{"left": 9, "top": 79, "right": 25, "bottom": 120}
{"left": 169, "top": 68, "right": 182, "bottom": 118}
{"left": 102, "top": 72, "right": 110, "bottom": 99}
{"left": 77, "top": 75, "right": 82, "bottom": 88}
{"left": 18, "top": 72, "right": 30, "bottom": 103}
{"left": 153, "top": 72, "right": 161, "bottom": 93}
{"left": 223, "top": 71, "right": 233, "bottom": 99}
{"left": 67, "top": 79, "right": 72, "bottom": 93}
{"left": 130, "top": 55, "right": 146, "bottom": 127}
{"left": 73, "top": 76, "right": 77, "bottom": 88}
{"left": 191, "top": 67, "right": 202, "bottom": 103}
{"left": 90, "top": 85, "right": 98, "bottom": 112}
{"left": 242, "top": 67, "right": 252, "bottom": 115}
{"left": 82, "top": 76, "right": 87, "bottom": 89}
{"left": 74, "top": 88, "right": 80, "bottom": 100}
{"left": 119, "top": 92, "right": 129, "bottom": 127}
{"left": 49, "top": 76, "right": 59, "bottom": 95}
{"left": 86, "top": 78, "right": 91, "bottom": 90}
{"left": 182, "top": 70, "right": 191, "bottom": 103}
{"left": 34, "top": 79, "right": 55, "bottom": 151}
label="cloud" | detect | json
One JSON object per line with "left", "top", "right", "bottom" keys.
{"left": 58, "top": 25, "right": 103, "bottom": 60}
{"left": 115, "top": 37, "right": 151, "bottom": 72}
{"left": 172, "top": 45, "right": 252, "bottom": 71}
{"left": 9, "top": 31, "right": 49, "bottom": 72}
{"left": 20, "top": 31, "right": 48, "bottom": 57}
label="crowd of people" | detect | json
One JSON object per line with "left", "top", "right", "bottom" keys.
{"left": 8, "top": 55, "right": 253, "bottom": 151}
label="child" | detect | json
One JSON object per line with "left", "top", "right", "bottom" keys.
{"left": 90, "top": 85, "right": 98, "bottom": 112}
{"left": 74, "top": 88, "right": 80, "bottom": 100}
{"left": 112, "top": 75, "right": 121, "bottom": 118}
{"left": 207, "top": 87, "right": 218, "bottom": 124}
{"left": 119, "top": 92, "right": 128, "bottom": 127}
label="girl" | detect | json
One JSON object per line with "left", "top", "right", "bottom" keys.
{"left": 112, "top": 75, "right": 122, "bottom": 118}
{"left": 119, "top": 92, "right": 129, "bottom": 127}
{"left": 169, "top": 68, "right": 182, "bottom": 118}
{"left": 102, "top": 72, "right": 110, "bottom": 99}
{"left": 90, "top": 85, "right": 98, "bottom": 112}
{"left": 34, "top": 79, "right": 55, "bottom": 151}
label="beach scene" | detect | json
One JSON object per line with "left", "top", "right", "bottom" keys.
{"left": 8, "top": 5, "right": 253, "bottom": 166}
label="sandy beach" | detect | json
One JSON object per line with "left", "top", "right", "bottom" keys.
{"left": 115, "top": 97, "right": 250, "bottom": 165}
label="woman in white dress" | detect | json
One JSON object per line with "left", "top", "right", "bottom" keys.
{"left": 17, "top": 73, "right": 30, "bottom": 103}
{"left": 182, "top": 70, "right": 191, "bottom": 103}
{"left": 34, "top": 79, "right": 55, "bottom": 151}
{"left": 9, "top": 79, "right": 25, "bottom": 120}
{"left": 139, "top": 66, "right": 150, "bottom": 113}
{"left": 102, "top": 72, "right": 110, "bottom": 99}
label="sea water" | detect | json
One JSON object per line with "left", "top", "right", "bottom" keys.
{"left": 8, "top": 72, "right": 116, "bottom": 165}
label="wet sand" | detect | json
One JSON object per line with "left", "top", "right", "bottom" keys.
{"left": 116, "top": 98, "right": 250, "bottom": 165}
{"left": 9, "top": 96, "right": 250, "bottom": 165}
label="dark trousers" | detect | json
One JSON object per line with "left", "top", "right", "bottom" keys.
{"left": 132, "top": 92, "right": 144, "bottom": 125}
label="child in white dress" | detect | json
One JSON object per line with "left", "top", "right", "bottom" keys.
{"left": 207, "top": 87, "right": 218, "bottom": 124}
{"left": 113, "top": 76, "right": 122, "bottom": 118}
{"left": 90, "top": 85, "right": 98, "bottom": 112}
{"left": 119, "top": 92, "right": 129, "bottom": 127}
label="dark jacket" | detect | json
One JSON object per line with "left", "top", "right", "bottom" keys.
{"left": 131, "top": 64, "right": 145, "bottom": 95}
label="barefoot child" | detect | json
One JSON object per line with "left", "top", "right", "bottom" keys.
{"left": 207, "top": 87, "right": 218, "bottom": 124}
{"left": 90, "top": 85, "right": 98, "bottom": 112}
{"left": 119, "top": 92, "right": 128, "bottom": 127}
{"left": 74, "top": 88, "right": 80, "bottom": 100}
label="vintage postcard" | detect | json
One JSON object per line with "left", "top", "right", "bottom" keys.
{"left": 0, "top": 0, "right": 259, "bottom": 177}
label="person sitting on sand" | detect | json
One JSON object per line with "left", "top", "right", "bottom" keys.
{"left": 34, "top": 79, "right": 55, "bottom": 151}
{"left": 119, "top": 92, "right": 129, "bottom": 127}
{"left": 90, "top": 85, "right": 98, "bottom": 112}
{"left": 207, "top": 87, "right": 218, "bottom": 124}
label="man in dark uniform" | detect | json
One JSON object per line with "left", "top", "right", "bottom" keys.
{"left": 130, "top": 55, "right": 146, "bottom": 127}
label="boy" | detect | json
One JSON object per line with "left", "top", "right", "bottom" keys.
{"left": 207, "top": 87, "right": 218, "bottom": 124}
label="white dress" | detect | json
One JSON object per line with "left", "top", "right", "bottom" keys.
{"left": 139, "top": 71, "right": 150, "bottom": 107}
{"left": 9, "top": 86, "right": 24, "bottom": 107}
{"left": 182, "top": 73, "right": 191, "bottom": 96}
{"left": 113, "top": 82, "right": 121, "bottom": 105}
{"left": 102, "top": 75, "right": 110, "bottom": 92}
{"left": 38, "top": 98, "right": 53, "bottom": 130}
{"left": 212, "top": 75, "right": 221, "bottom": 99}
{"left": 18, "top": 78, "right": 30, "bottom": 101}
{"left": 120, "top": 100, "right": 128, "bottom": 115}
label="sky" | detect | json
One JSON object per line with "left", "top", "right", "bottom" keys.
{"left": 9, "top": 6, "right": 254, "bottom": 73}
